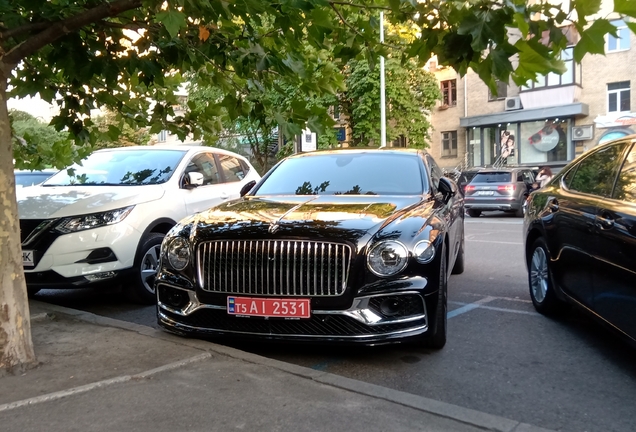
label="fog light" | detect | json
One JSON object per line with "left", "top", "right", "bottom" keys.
{"left": 380, "top": 298, "right": 402, "bottom": 316}
{"left": 159, "top": 286, "right": 190, "bottom": 309}
{"left": 84, "top": 271, "right": 117, "bottom": 282}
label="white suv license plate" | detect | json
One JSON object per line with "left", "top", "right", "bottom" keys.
{"left": 477, "top": 191, "right": 495, "bottom": 196}
{"left": 23, "top": 250, "right": 35, "bottom": 267}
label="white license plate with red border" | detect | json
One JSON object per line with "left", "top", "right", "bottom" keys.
{"left": 227, "top": 296, "right": 311, "bottom": 319}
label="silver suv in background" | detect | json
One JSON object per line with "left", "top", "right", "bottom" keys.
{"left": 463, "top": 167, "right": 535, "bottom": 217}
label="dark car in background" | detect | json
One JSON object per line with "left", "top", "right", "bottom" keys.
{"left": 524, "top": 135, "right": 636, "bottom": 346}
{"left": 464, "top": 167, "right": 535, "bottom": 217}
{"left": 156, "top": 148, "right": 465, "bottom": 348}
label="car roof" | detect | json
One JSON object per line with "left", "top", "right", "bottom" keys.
{"left": 476, "top": 167, "right": 529, "bottom": 173}
{"left": 287, "top": 147, "right": 425, "bottom": 159}
{"left": 92, "top": 145, "right": 249, "bottom": 160}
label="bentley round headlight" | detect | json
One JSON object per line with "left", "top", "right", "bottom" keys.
{"left": 166, "top": 237, "right": 190, "bottom": 271}
{"left": 367, "top": 240, "right": 409, "bottom": 277}
{"left": 414, "top": 240, "right": 436, "bottom": 264}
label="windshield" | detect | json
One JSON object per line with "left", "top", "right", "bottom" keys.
{"left": 256, "top": 153, "right": 427, "bottom": 195}
{"left": 472, "top": 172, "right": 512, "bottom": 183}
{"left": 43, "top": 149, "right": 187, "bottom": 186}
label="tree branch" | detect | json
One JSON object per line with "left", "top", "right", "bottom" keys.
{"left": 329, "top": 1, "right": 390, "bottom": 10}
{"left": 0, "top": 22, "right": 52, "bottom": 41}
{"left": 2, "top": 0, "right": 143, "bottom": 67}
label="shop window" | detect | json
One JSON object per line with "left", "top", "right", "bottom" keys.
{"left": 519, "top": 120, "right": 568, "bottom": 164}
{"left": 607, "top": 20, "right": 631, "bottom": 52}
{"left": 608, "top": 81, "right": 630, "bottom": 113}
{"left": 441, "top": 80, "right": 457, "bottom": 106}
{"left": 441, "top": 131, "right": 458, "bottom": 157}
{"left": 488, "top": 81, "right": 508, "bottom": 101}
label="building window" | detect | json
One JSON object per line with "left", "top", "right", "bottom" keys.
{"left": 441, "top": 80, "right": 457, "bottom": 106}
{"left": 522, "top": 47, "right": 578, "bottom": 90}
{"left": 488, "top": 81, "right": 508, "bottom": 101}
{"left": 158, "top": 130, "right": 168, "bottom": 142}
{"left": 392, "top": 135, "right": 407, "bottom": 147}
{"left": 608, "top": 20, "right": 630, "bottom": 52}
{"left": 608, "top": 81, "right": 630, "bottom": 113}
{"left": 441, "top": 131, "right": 458, "bottom": 157}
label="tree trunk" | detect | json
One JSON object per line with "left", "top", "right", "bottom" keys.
{"left": 0, "top": 70, "right": 37, "bottom": 373}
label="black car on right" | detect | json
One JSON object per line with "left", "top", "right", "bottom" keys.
{"left": 524, "top": 135, "right": 636, "bottom": 346}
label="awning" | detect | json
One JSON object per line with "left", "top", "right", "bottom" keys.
{"left": 459, "top": 103, "right": 589, "bottom": 128}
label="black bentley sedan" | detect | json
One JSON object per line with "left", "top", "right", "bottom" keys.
{"left": 524, "top": 135, "right": 636, "bottom": 346}
{"left": 156, "top": 148, "right": 465, "bottom": 348}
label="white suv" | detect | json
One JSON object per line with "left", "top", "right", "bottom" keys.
{"left": 17, "top": 145, "right": 261, "bottom": 303}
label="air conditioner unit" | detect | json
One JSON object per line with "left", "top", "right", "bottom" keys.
{"left": 504, "top": 96, "right": 522, "bottom": 111}
{"left": 572, "top": 125, "right": 594, "bottom": 141}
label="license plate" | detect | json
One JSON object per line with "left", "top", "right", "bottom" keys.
{"left": 477, "top": 190, "right": 494, "bottom": 196}
{"left": 227, "top": 296, "right": 311, "bottom": 319}
{"left": 22, "top": 250, "right": 35, "bottom": 267}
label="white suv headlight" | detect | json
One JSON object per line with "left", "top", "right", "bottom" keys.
{"left": 54, "top": 206, "right": 135, "bottom": 233}
{"left": 367, "top": 240, "right": 409, "bottom": 277}
{"left": 166, "top": 237, "right": 191, "bottom": 271}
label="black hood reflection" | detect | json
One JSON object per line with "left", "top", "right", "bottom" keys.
{"left": 189, "top": 195, "right": 433, "bottom": 245}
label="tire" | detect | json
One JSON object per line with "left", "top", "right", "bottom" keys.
{"left": 514, "top": 205, "right": 524, "bottom": 217}
{"left": 527, "top": 238, "right": 563, "bottom": 316}
{"left": 424, "top": 244, "right": 448, "bottom": 349}
{"left": 125, "top": 232, "right": 164, "bottom": 305}
{"left": 451, "top": 234, "right": 465, "bottom": 275}
{"left": 467, "top": 209, "right": 481, "bottom": 218}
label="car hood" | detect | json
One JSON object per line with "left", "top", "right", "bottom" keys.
{"left": 17, "top": 185, "right": 166, "bottom": 219}
{"left": 189, "top": 195, "right": 435, "bottom": 245}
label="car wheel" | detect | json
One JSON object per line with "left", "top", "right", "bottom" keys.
{"left": 451, "top": 234, "right": 465, "bottom": 275}
{"left": 424, "top": 244, "right": 447, "bottom": 349}
{"left": 514, "top": 205, "right": 524, "bottom": 217}
{"left": 126, "top": 232, "right": 164, "bottom": 305}
{"left": 528, "top": 238, "right": 563, "bottom": 315}
{"left": 467, "top": 209, "right": 481, "bottom": 218}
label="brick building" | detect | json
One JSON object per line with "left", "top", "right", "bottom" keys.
{"left": 427, "top": 13, "right": 635, "bottom": 171}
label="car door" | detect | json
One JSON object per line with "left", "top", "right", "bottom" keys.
{"left": 592, "top": 140, "right": 636, "bottom": 341}
{"left": 182, "top": 151, "right": 232, "bottom": 214}
{"left": 546, "top": 143, "right": 627, "bottom": 306}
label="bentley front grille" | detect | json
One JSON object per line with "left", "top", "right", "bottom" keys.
{"left": 197, "top": 240, "right": 351, "bottom": 297}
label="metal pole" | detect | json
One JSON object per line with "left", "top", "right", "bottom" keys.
{"left": 379, "top": 11, "right": 386, "bottom": 148}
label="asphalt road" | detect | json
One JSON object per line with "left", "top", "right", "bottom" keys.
{"left": 33, "top": 212, "right": 636, "bottom": 432}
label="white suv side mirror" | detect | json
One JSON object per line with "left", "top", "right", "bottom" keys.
{"left": 185, "top": 172, "right": 204, "bottom": 189}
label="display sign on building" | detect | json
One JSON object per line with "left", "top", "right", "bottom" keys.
{"left": 301, "top": 129, "right": 317, "bottom": 152}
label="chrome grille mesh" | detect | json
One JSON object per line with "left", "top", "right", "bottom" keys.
{"left": 197, "top": 240, "right": 351, "bottom": 296}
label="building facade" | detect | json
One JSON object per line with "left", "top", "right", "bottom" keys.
{"left": 428, "top": 17, "right": 635, "bottom": 171}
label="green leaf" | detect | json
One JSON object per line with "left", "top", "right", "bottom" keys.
{"left": 573, "top": 0, "right": 603, "bottom": 17}
{"left": 574, "top": 18, "right": 616, "bottom": 61}
{"left": 155, "top": 10, "right": 187, "bottom": 38}
{"left": 614, "top": 0, "right": 636, "bottom": 16}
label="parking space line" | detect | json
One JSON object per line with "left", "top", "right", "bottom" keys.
{"left": 447, "top": 296, "right": 496, "bottom": 319}
{"left": 449, "top": 300, "right": 540, "bottom": 317}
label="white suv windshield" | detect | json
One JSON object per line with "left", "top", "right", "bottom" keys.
{"left": 43, "top": 149, "right": 187, "bottom": 186}
{"left": 256, "top": 153, "right": 426, "bottom": 195}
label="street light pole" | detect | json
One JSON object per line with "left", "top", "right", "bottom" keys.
{"left": 379, "top": 11, "right": 386, "bottom": 148}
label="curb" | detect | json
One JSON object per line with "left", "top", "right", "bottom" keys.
{"left": 31, "top": 300, "right": 555, "bottom": 432}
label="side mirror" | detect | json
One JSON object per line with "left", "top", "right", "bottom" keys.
{"left": 184, "top": 172, "right": 204, "bottom": 189}
{"left": 438, "top": 177, "right": 456, "bottom": 203}
{"left": 240, "top": 180, "right": 257, "bottom": 197}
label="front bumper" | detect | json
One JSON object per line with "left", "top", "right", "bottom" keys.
{"left": 156, "top": 284, "right": 430, "bottom": 345}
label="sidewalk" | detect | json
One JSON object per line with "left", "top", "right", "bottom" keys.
{"left": 0, "top": 300, "right": 555, "bottom": 432}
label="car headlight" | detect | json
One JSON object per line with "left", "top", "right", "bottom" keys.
{"left": 54, "top": 206, "right": 135, "bottom": 233}
{"left": 367, "top": 240, "right": 409, "bottom": 277}
{"left": 413, "top": 240, "right": 436, "bottom": 264}
{"left": 166, "top": 237, "right": 191, "bottom": 271}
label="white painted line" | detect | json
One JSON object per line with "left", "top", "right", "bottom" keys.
{"left": 449, "top": 300, "right": 540, "bottom": 317}
{"left": 447, "top": 296, "right": 496, "bottom": 319}
{"left": 0, "top": 353, "right": 211, "bottom": 413}
{"left": 465, "top": 220, "right": 523, "bottom": 225}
